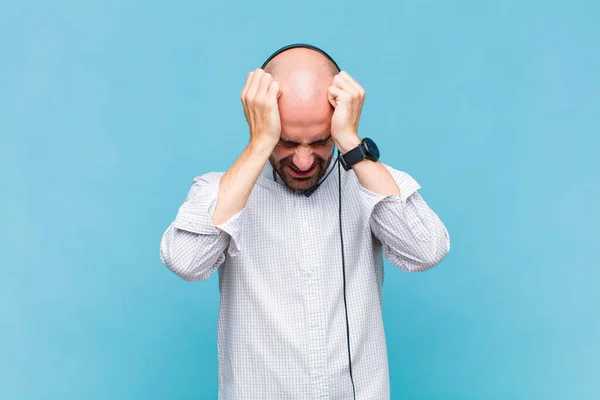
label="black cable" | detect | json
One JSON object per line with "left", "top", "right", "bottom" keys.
{"left": 338, "top": 150, "right": 356, "bottom": 400}
{"left": 303, "top": 156, "right": 339, "bottom": 197}
{"left": 261, "top": 43, "right": 355, "bottom": 398}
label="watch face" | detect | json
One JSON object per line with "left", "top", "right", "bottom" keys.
{"left": 363, "top": 138, "right": 380, "bottom": 160}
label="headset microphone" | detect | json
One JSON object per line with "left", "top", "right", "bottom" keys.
{"left": 262, "top": 44, "right": 357, "bottom": 400}
{"left": 303, "top": 154, "right": 339, "bottom": 198}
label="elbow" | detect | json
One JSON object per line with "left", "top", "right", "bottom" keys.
{"left": 423, "top": 243, "right": 449, "bottom": 269}
{"left": 160, "top": 249, "right": 215, "bottom": 282}
{"left": 159, "top": 229, "right": 217, "bottom": 282}
{"left": 391, "top": 232, "right": 450, "bottom": 273}
{"left": 160, "top": 245, "right": 213, "bottom": 282}
{"left": 419, "top": 230, "right": 451, "bottom": 269}
{"left": 159, "top": 238, "right": 191, "bottom": 281}
{"left": 176, "top": 270, "right": 207, "bottom": 283}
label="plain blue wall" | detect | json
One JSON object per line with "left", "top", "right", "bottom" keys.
{"left": 1, "top": 1, "right": 598, "bottom": 398}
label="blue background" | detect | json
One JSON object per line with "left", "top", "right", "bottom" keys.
{"left": 1, "top": 0, "right": 598, "bottom": 398}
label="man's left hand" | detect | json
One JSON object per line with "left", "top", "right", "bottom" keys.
{"left": 328, "top": 71, "right": 365, "bottom": 153}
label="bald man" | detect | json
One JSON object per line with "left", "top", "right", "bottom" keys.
{"left": 160, "top": 45, "right": 450, "bottom": 399}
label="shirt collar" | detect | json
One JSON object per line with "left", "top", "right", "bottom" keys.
{"left": 259, "top": 159, "right": 285, "bottom": 186}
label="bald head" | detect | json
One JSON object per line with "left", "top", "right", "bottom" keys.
{"left": 264, "top": 47, "right": 339, "bottom": 79}
{"left": 264, "top": 47, "right": 338, "bottom": 192}
{"left": 264, "top": 47, "right": 338, "bottom": 106}
{"left": 263, "top": 47, "right": 338, "bottom": 137}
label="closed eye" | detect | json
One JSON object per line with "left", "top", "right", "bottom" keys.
{"left": 278, "top": 136, "right": 332, "bottom": 148}
{"left": 278, "top": 141, "right": 296, "bottom": 148}
{"left": 312, "top": 137, "right": 332, "bottom": 147}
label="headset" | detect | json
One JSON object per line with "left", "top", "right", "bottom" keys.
{"left": 261, "top": 44, "right": 356, "bottom": 399}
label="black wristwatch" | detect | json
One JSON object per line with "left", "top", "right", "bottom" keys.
{"left": 340, "top": 138, "right": 380, "bottom": 171}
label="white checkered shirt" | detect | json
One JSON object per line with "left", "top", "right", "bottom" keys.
{"left": 160, "top": 158, "right": 450, "bottom": 399}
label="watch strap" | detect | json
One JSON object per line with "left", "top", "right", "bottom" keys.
{"left": 341, "top": 143, "right": 367, "bottom": 171}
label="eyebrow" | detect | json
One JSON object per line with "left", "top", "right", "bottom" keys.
{"left": 279, "top": 135, "right": 332, "bottom": 146}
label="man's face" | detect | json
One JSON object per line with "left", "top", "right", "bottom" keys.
{"left": 270, "top": 97, "right": 335, "bottom": 192}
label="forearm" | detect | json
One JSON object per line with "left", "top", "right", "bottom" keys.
{"left": 337, "top": 136, "right": 400, "bottom": 197}
{"left": 353, "top": 159, "right": 400, "bottom": 197}
{"left": 212, "top": 139, "right": 275, "bottom": 226}
{"left": 354, "top": 164, "right": 450, "bottom": 271}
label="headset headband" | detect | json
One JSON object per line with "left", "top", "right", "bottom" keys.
{"left": 261, "top": 43, "right": 341, "bottom": 71}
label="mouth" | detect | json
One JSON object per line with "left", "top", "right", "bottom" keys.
{"left": 287, "top": 165, "right": 316, "bottom": 179}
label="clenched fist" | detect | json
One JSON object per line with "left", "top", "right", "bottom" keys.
{"left": 241, "top": 68, "right": 282, "bottom": 147}
{"left": 327, "top": 71, "right": 366, "bottom": 153}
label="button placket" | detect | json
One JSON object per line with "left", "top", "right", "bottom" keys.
{"left": 296, "top": 196, "right": 329, "bottom": 396}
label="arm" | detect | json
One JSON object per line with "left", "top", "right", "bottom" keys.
{"left": 340, "top": 153, "right": 449, "bottom": 271}
{"left": 160, "top": 69, "right": 281, "bottom": 281}
{"left": 213, "top": 68, "right": 281, "bottom": 225}
{"left": 357, "top": 164, "right": 450, "bottom": 272}
{"left": 211, "top": 139, "right": 275, "bottom": 225}
{"left": 160, "top": 142, "right": 272, "bottom": 281}
{"left": 327, "top": 71, "right": 449, "bottom": 271}
{"left": 160, "top": 173, "right": 241, "bottom": 281}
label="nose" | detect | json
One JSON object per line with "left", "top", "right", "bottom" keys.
{"left": 292, "top": 146, "right": 315, "bottom": 171}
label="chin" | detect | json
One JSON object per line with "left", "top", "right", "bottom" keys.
{"left": 286, "top": 177, "right": 319, "bottom": 192}
{"left": 279, "top": 171, "right": 321, "bottom": 192}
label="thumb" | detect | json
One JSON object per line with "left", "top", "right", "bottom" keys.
{"left": 268, "top": 80, "right": 281, "bottom": 100}
{"left": 328, "top": 86, "right": 341, "bottom": 108}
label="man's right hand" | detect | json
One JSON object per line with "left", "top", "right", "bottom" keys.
{"left": 241, "top": 69, "right": 282, "bottom": 147}
{"left": 212, "top": 70, "right": 281, "bottom": 226}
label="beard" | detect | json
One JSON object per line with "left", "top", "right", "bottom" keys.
{"left": 270, "top": 152, "right": 334, "bottom": 193}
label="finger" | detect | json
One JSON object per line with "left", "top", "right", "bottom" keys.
{"left": 339, "top": 71, "right": 364, "bottom": 95}
{"left": 245, "top": 71, "right": 255, "bottom": 88}
{"left": 328, "top": 86, "right": 349, "bottom": 108}
{"left": 328, "top": 85, "right": 337, "bottom": 107}
{"left": 246, "top": 68, "right": 264, "bottom": 98}
{"left": 241, "top": 71, "right": 254, "bottom": 101}
{"left": 333, "top": 73, "right": 359, "bottom": 96}
{"left": 267, "top": 80, "right": 281, "bottom": 101}
{"left": 256, "top": 72, "right": 273, "bottom": 97}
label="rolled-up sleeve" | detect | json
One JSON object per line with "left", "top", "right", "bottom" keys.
{"left": 160, "top": 172, "right": 247, "bottom": 281}
{"left": 357, "top": 164, "right": 450, "bottom": 272}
